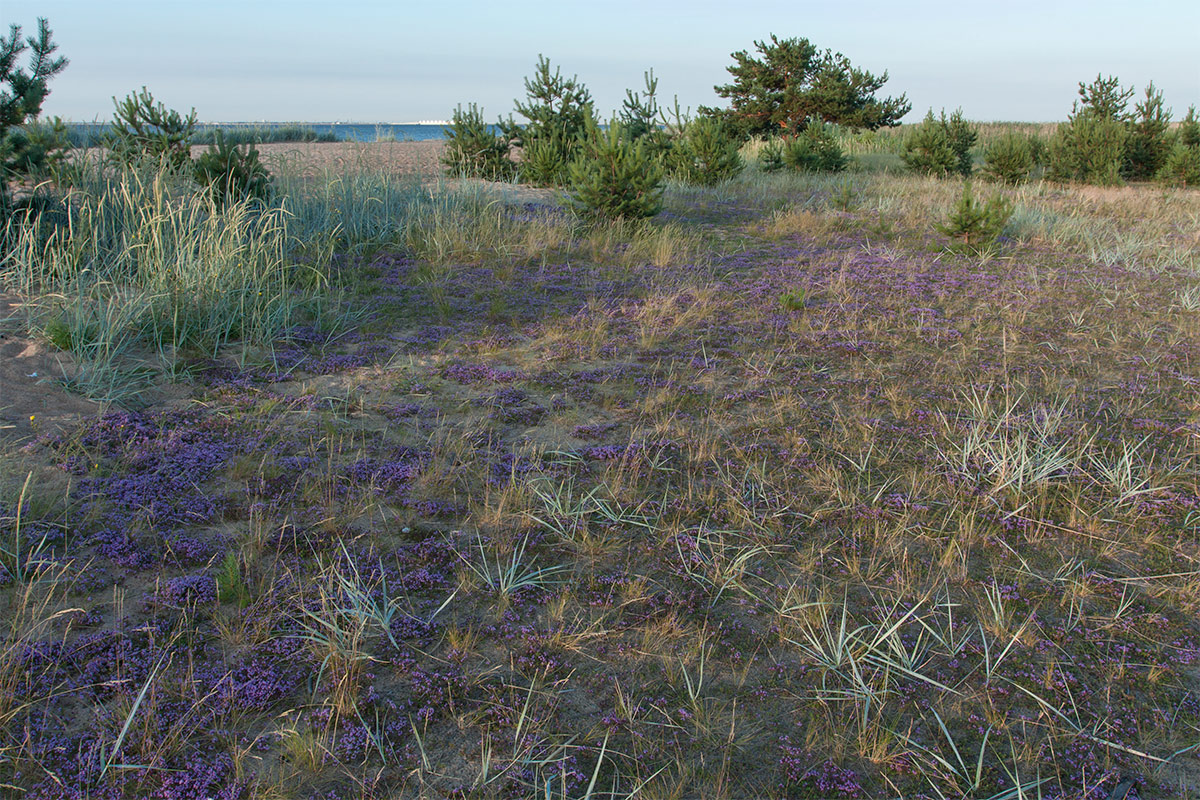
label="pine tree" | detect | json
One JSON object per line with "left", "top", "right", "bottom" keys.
{"left": 1, "top": 17, "right": 68, "bottom": 210}
{"left": 620, "top": 70, "right": 660, "bottom": 142}
{"left": 104, "top": 87, "right": 198, "bottom": 171}
{"left": 900, "top": 110, "right": 958, "bottom": 176}
{"left": 982, "top": 133, "right": 1034, "bottom": 184}
{"left": 1178, "top": 106, "right": 1200, "bottom": 149}
{"left": 501, "top": 55, "right": 596, "bottom": 187}
{"left": 936, "top": 182, "right": 1012, "bottom": 253}
{"left": 441, "top": 103, "right": 513, "bottom": 181}
{"left": 701, "top": 35, "right": 910, "bottom": 139}
{"left": 568, "top": 118, "right": 664, "bottom": 219}
{"left": 943, "top": 108, "right": 977, "bottom": 177}
{"left": 667, "top": 116, "right": 743, "bottom": 186}
{"left": 1157, "top": 105, "right": 1200, "bottom": 187}
{"left": 1125, "top": 82, "right": 1171, "bottom": 180}
{"left": 781, "top": 119, "right": 847, "bottom": 172}
{"left": 1047, "top": 74, "right": 1133, "bottom": 185}
{"left": 1076, "top": 74, "right": 1134, "bottom": 121}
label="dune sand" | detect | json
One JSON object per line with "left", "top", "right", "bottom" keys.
{"left": 236, "top": 139, "right": 448, "bottom": 178}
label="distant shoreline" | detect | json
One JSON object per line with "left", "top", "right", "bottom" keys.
{"left": 62, "top": 121, "right": 456, "bottom": 145}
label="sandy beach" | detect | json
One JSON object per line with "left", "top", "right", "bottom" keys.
{"left": 230, "top": 139, "right": 449, "bottom": 178}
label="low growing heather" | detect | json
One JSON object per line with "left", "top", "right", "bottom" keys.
{"left": 2, "top": 125, "right": 1200, "bottom": 800}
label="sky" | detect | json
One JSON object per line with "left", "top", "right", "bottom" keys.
{"left": 8, "top": 0, "right": 1200, "bottom": 124}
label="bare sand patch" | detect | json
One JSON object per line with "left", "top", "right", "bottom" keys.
{"left": 0, "top": 295, "right": 105, "bottom": 444}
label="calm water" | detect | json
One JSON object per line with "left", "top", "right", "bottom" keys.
{"left": 245, "top": 123, "right": 452, "bottom": 142}
{"left": 66, "top": 122, "right": 456, "bottom": 146}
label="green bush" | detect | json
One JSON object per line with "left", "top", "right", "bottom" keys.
{"left": 193, "top": 130, "right": 274, "bottom": 207}
{"left": 902, "top": 109, "right": 976, "bottom": 177}
{"left": 669, "top": 116, "right": 743, "bottom": 186}
{"left": 1047, "top": 113, "right": 1127, "bottom": 185}
{"left": 104, "top": 87, "right": 197, "bottom": 170}
{"left": 441, "top": 103, "right": 514, "bottom": 181}
{"left": 759, "top": 138, "right": 785, "bottom": 172}
{"left": 568, "top": 119, "right": 664, "bottom": 219}
{"left": 982, "top": 132, "right": 1034, "bottom": 183}
{"left": 781, "top": 119, "right": 848, "bottom": 172}
{"left": 900, "top": 111, "right": 956, "bottom": 176}
{"left": 936, "top": 182, "right": 1012, "bottom": 253}
{"left": 520, "top": 128, "right": 578, "bottom": 187}
{"left": 1157, "top": 141, "right": 1200, "bottom": 187}
{"left": 1178, "top": 106, "right": 1200, "bottom": 149}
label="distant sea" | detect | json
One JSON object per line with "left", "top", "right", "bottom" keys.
{"left": 65, "top": 122, "right": 456, "bottom": 146}
{"left": 223, "top": 123, "right": 454, "bottom": 142}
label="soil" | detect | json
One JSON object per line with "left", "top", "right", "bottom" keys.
{"left": 0, "top": 295, "right": 105, "bottom": 445}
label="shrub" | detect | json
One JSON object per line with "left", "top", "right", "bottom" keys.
{"left": 441, "top": 103, "right": 513, "bottom": 181}
{"left": 900, "top": 111, "right": 957, "bottom": 176}
{"left": 1178, "top": 105, "right": 1200, "bottom": 150}
{"left": 901, "top": 109, "right": 975, "bottom": 177}
{"left": 104, "top": 87, "right": 197, "bottom": 170}
{"left": 568, "top": 118, "right": 663, "bottom": 220}
{"left": 193, "top": 129, "right": 274, "bottom": 207}
{"left": 520, "top": 128, "right": 578, "bottom": 188}
{"left": 759, "top": 138, "right": 785, "bottom": 172}
{"left": 1157, "top": 142, "right": 1200, "bottom": 187}
{"left": 669, "top": 116, "right": 743, "bottom": 186}
{"left": 936, "top": 182, "right": 1012, "bottom": 252}
{"left": 982, "top": 132, "right": 1034, "bottom": 183}
{"left": 781, "top": 119, "right": 848, "bottom": 172}
{"left": 1, "top": 17, "right": 68, "bottom": 211}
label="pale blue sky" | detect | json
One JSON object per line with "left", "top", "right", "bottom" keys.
{"left": 8, "top": 0, "right": 1199, "bottom": 123}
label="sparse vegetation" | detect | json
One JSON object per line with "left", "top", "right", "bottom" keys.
{"left": 2, "top": 36, "right": 1200, "bottom": 800}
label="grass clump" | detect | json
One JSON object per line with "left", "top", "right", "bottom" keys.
{"left": 1, "top": 163, "right": 323, "bottom": 398}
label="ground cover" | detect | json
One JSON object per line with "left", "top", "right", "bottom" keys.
{"left": 1, "top": 144, "right": 1199, "bottom": 799}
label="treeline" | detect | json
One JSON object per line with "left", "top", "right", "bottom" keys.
{"left": 444, "top": 39, "right": 1198, "bottom": 220}
{"left": 900, "top": 77, "right": 1199, "bottom": 186}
